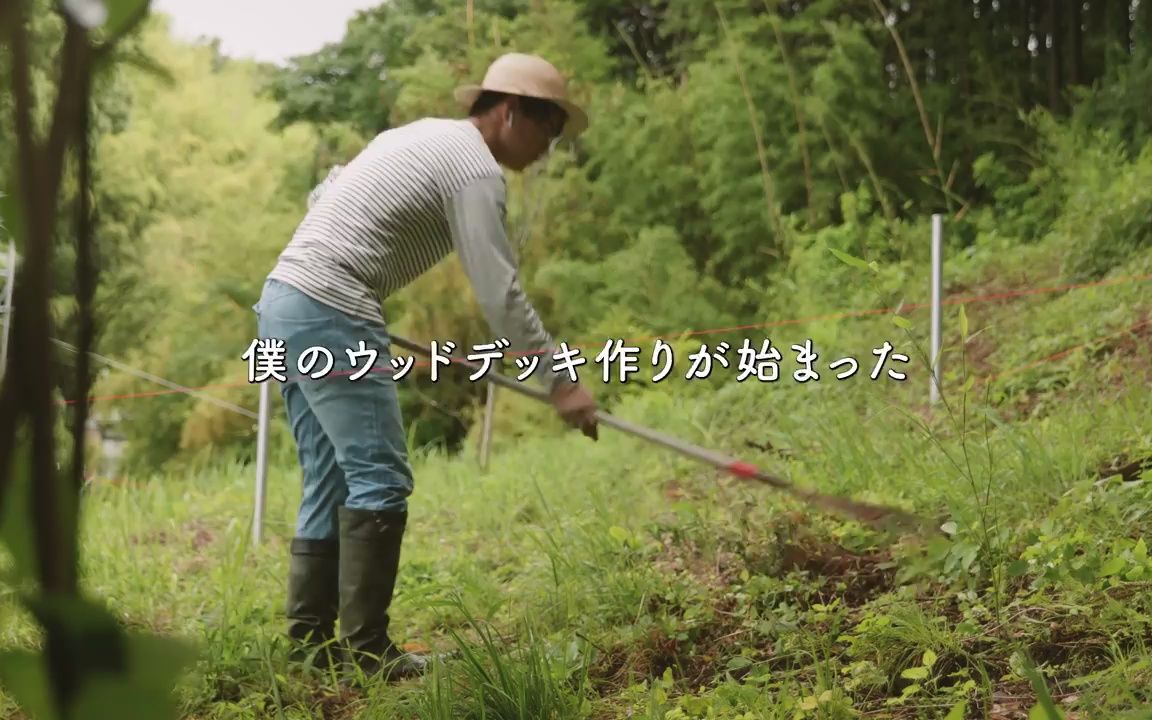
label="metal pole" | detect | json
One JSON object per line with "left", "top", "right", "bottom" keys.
{"left": 479, "top": 382, "right": 496, "bottom": 469}
{"left": 252, "top": 379, "right": 270, "bottom": 545}
{"left": 930, "top": 213, "right": 943, "bottom": 405}
{"left": 1, "top": 241, "right": 15, "bottom": 377}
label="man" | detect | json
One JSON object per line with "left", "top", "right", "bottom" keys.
{"left": 251, "top": 53, "right": 599, "bottom": 681}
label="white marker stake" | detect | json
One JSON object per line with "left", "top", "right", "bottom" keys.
{"left": 930, "top": 213, "right": 943, "bottom": 405}
{"left": 479, "top": 382, "right": 496, "bottom": 470}
{"left": 253, "top": 379, "right": 270, "bottom": 544}
{"left": 0, "top": 241, "right": 15, "bottom": 377}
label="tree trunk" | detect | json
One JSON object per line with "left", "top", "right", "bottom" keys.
{"left": 767, "top": 11, "right": 816, "bottom": 227}
{"left": 1090, "top": 0, "right": 1109, "bottom": 78}
{"left": 1047, "top": 0, "right": 1063, "bottom": 112}
{"left": 1024, "top": 0, "right": 1037, "bottom": 106}
{"left": 1116, "top": 0, "right": 1133, "bottom": 55}
{"left": 1142, "top": 0, "right": 1152, "bottom": 53}
{"left": 1069, "top": 0, "right": 1082, "bottom": 85}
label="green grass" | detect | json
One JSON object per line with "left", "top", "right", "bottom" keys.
{"left": 3, "top": 244, "right": 1152, "bottom": 720}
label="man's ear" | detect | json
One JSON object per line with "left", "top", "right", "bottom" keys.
{"left": 502, "top": 96, "right": 521, "bottom": 127}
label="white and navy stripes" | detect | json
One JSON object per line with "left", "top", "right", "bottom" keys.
{"left": 269, "top": 118, "right": 505, "bottom": 323}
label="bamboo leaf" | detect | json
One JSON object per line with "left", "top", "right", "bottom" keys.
{"left": 0, "top": 649, "right": 55, "bottom": 720}
{"left": 19, "top": 594, "right": 197, "bottom": 720}
{"left": 71, "top": 633, "right": 198, "bottom": 720}
{"left": 1017, "top": 652, "right": 1065, "bottom": 720}
{"left": 104, "top": 0, "right": 152, "bottom": 39}
{"left": 829, "top": 247, "right": 871, "bottom": 271}
{"left": 0, "top": 436, "right": 35, "bottom": 584}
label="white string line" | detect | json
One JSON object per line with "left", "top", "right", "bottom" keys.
{"left": 50, "top": 337, "right": 259, "bottom": 419}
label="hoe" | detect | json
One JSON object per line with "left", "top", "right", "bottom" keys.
{"left": 390, "top": 334, "right": 932, "bottom": 536}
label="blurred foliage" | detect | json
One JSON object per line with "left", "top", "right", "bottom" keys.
{"left": 1, "top": 2, "right": 198, "bottom": 719}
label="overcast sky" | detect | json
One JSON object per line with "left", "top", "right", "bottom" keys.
{"left": 150, "top": 0, "right": 383, "bottom": 65}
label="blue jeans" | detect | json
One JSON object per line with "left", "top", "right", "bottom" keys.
{"left": 252, "top": 278, "right": 414, "bottom": 540}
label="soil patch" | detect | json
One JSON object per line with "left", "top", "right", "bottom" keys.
{"left": 310, "top": 684, "right": 364, "bottom": 720}
{"left": 866, "top": 677, "right": 1090, "bottom": 719}
{"left": 777, "top": 538, "right": 895, "bottom": 606}
{"left": 1094, "top": 453, "right": 1152, "bottom": 483}
{"left": 645, "top": 512, "right": 896, "bottom": 607}
{"left": 1089, "top": 315, "right": 1152, "bottom": 369}
{"left": 128, "top": 520, "right": 216, "bottom": 550}
{"left": 743, "top": 439, "right": 797, "bottom": 461}
{"left": 964, "top": 326, "right": 998, "bottom": 378}
{"left": 587, "top": 600, "right": 750, "bottom": 694}
{"left": 588, "top": 523, "right": 896, "bottom": 695}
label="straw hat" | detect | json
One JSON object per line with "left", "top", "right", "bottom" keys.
{"left": 454, "top": 53, "right": 588, "bottom": 139}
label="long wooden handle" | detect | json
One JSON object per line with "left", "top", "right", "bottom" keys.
{"left": 389, "top": 334, "right": 929, "bottom": 533}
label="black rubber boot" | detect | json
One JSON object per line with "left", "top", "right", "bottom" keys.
{"left": 337, "top": 506, "right": 429, "bottom": 681}
{"left": 285, "top": 537, "right": 340, "bottom": 670}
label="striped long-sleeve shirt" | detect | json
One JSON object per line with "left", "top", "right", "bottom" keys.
{"left": 267, "top": 117, "right": 567, "bottom": 389}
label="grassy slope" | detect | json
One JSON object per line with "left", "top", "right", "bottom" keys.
{"left": 2, "top": 235, "right": 1151, "bottom": 720}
